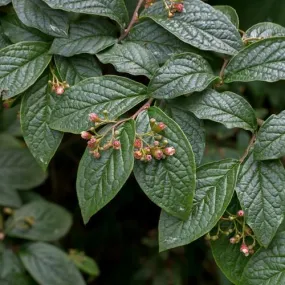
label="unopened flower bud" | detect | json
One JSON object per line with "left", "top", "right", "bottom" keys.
{"left": 154, "top": 141, "right": 160, "bottom": 146}
{"left": 230, "top": 237, "right": 236, "bottom": 244}
{"left": 152, "top": 148, "right": 164, "bottom": 160}
{"left": 113, "top": 140, "right": 121, "bottom": 150}
{"left": 157, "top": 122, "right": 166, "bottom": 131}
{"left": 175, "top": 3, "right": 184, "bottom": 12}
{"left": 0, "top": 232, "right": 5, "bottom": 241}
{"left": 93, "top": 151, "right": 101, "bottom": 159}
{"left": 150, "top": 118, "right": 156, "bottom": 124}
{"left": 81, "top": 131, "right": 92, "bottom": 140}
{"left": 237, "top": 210, "right": 245, "bottom": 217}
{"left": 240, "top": 243, "right": 249, "bottom": 256}
{"left": 205, "top": 233, "right": 211, "bottom": 241}
{"left": 134, "top": 151, "right": 143, "bottom": 160}
{"left": 145, "top": 154, "right": 152, "bottom": 161}
{"left": 229, "top": 216, "right": 235, "bottom": 221}
{"left": 134, "top": 139, "right": 142, "bottom": 149}
{"left": 89, "top": 113, "right": 100, "bottom": 122}
{"left": 164, "top": 146, "right": 176, "bottom": 156}
{"left": 249, "top": 249, "right": 255, "bottom": 255}
{"left": 55, "top": 86, "right": 64, "bottom": 95}
{"left": 3, "top": 207, "right": 13, "bottom": 215}
{"left": 211, "top": 235, "right": 219, "bottom": 241}
{"left": 87, "top": 137, "right": 97, "bottom": 148}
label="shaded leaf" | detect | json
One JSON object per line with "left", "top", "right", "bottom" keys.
{"left": 214, "top": 6, "right": 239, "bottom": 28}
{"left": 244, "top": 22, "right": 285, "bottom": 39}
{"left": 0, "top": 186, "right": 22, "bottom": 208}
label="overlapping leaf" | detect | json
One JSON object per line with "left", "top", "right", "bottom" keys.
{"left": 214, "top": 5, "right": 239, "bottom": 28}
{"left": 244, "top": 22, "right": 285, "bottom": 39}
{"left": 141, "top": 0, "right": 243, "bottom": 55}
{"left": 0, "top": 186, "right": 22, "bottom": 208}
{"left": 235, "top": 154, "right": 285, "bottom": 246}
{"left": 159, "top": 159, "right": 239, "bottom": 251}
{"left": 77, "top": 120, "right": 135, "bottom": 224}
{"left": 0, "top": 42, "right": 51, "bottom": 99}
{"left": 50, "top": 76, "right": 148, "bottom": 133}
{"left": 134, "top": 107, "right": 196, "bottom": 220}
{"left": 148, "top": 53, "right": 218, "bottom": 99}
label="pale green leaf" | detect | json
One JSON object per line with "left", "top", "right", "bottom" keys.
{"left": 225, "top": 37, "right": 285, "bottom": 83}
{"left": 12, "top": 0, "right": 69, "bottom": 37}
{"left": 148, "top": 53, "right": 218, "bottom": 99}
{"left": 254, "top": 110, "right": 285, "bottom": 160}
{"left": 126, "top": 20, "right": 200, "bottom": 64}
{"left": 77, "top": 120, "right": 135, "bottom": 224}
{"left": 0, "top": 0, "right": 10, "bottom": 6}
{"left": 50, "top": 76, "right": 148, "bottom": 134}
{"left": 134, "top": 107, "right": 196, "bottom": 220}
{"left": 159, "top": 159, "right": 239, "bottom": 251}
{"left": 0, "top": 186, "right": 22, "bottom": 208}
{"left": 172, "top": 89, "right": 257, "bottom": 132}
{"left": 0, "top": 42, "right": 52, "bottom": 99}
{"left": 141, "top": 0, "right": 243, "bottom": 55}
{"left": 5, "top": 200, "right": 72, "bottom": 241}
{"left": 235, "top": 154, "right": 285, "bottom": 246}
{"left": 97, "top": 42, "right": 159, "bottom": 78}
{"left": 21, "top": 75, "right": 63, "bottom": 170}
{"left": 55, "top": 54, "right": 102, "bottom": 86}
{"left": 41, "top": 0, "right": 129, "bottom": 28}
{"left": 214, "top": 6, "right": 239, "bottom": 28}
{"left": 244, "top": 22, "right": 285, "bottom": 39}
{"left": 49, "top": 16, "right": 117, "bottom": 57}
{"left": 19, "top": 242, "right": 85, "bottom": 285}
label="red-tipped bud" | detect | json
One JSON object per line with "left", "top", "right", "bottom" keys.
{"left": 230, "top": 237, "right": 236, "bottom": 244}
{"left": 157, "top": 122, "right": 166, "bottom": 131}
{"left": 87, "top": 137, "right": 97, "bottom": 148}
{"left": 55, "top": 86, "right": 64, "bottom": 95}
{"left": 134, "top": 139, "right": 142, "bottom": 149}
{"left": 134, "top": 151, "right": 143, "bottom": 160}
{"left": 113, "top": 140, "right": 121, "bottom": 150}
{"left": 152, "top": 149, "right": 164, "bottom": 160}
{"left": 164, "top": 146, "right": 176, "bottom": 156}
{"left": 93, "top": 151, "right": 101, "bottom": 159}
{"left": 81, "top": 131, "right": 92, "bottom": 140}
{"left": 154, "top": 141, "right": 160, "bottom": 146}
{"left": 145, "top": 154, "right": 152, "bottom": 161}
{"left": 237, "top": 210, "right": 245, "bottom": 217}
{"left": 175, "top": 3, "right": 184, "bottom": 12}
{"left": 240, "top": 243, "right": 249, "bottom": 256}
{"left": 89, "top": 113, "right": 100, "bottom": 122}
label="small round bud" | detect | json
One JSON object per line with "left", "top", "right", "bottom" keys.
{"left": 230, "top": 237, "right": 236, "bottom": 244}
{"left": 175, "top": 3, "right": 184, "bottom": 12}
{"left": 154, "top": 141, "right": 160, "bottom": 146}
{"left": 55, "top": 86, "right": 64, "bottom": 95}
{"left": 150, "top": 118, "right": 156, "bottom": 124}
{"left": 240, "top": 243, "right": 249, "bottom": 256}
{"left": 114, "top": 130, "right": 120, "bottom": 136}
{"left": 103, "top": 110, "right": 108, "bottom": 115}
{"left": 113, "top": 140, "right": 121, "bottom": 150}
{"left": 211, "top": 235, "right": 219, "bottom": 241}
{"left": 164, "top": 146, "right": 176, "bottom": 156}
{"left": 93, "top": 151, "right": 101, "bottom": 159}
{"left": 205, "top": 233, "right": 211, "bottom": 240}
{"left": 81, "top": 131, "right": 92, "bottom": 140}
{"left": 0, "top": 232, "right": 5, "bottom": 241}
{"left": 145, "top": 154, "right": 152, "bottom": 161}
{"left": 87, "top": 137, "right": 97, "bottom": 148}
{"left": 229, "top": 216, "right": 235, "bottom": 221}
{"left": 249, "top": 249, "right": 255, "bottom": 255}
{"left": 152, "top": 149, "right": 164, "bottom": 160}
{"left": 157, "top": 122, "right": 166, "bottom": 131}
{"left": 237, "top": 210, "right": 245, "bottom": 217}
{"left": 134, "top": 139, "right": 142, "bottom": 149}
{"left": 144, "top": 147, "right": 151, "bottom": 154}
{"left": 89, "top": 113, "right": 100, "bottom": 122}
{"left": 228, "top": 229, "right": 233, "bottom": 234}
{"left": 154, "top": 135, "right": 162, "bottom": 140}
{"left": 3, "top": 207, "right": 13, "bottom": 215}
{"left": 134, "top": 151, "right": 143, "bottom": 160}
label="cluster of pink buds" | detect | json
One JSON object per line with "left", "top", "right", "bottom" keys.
{"left": 206, "top": 209, "right": 257, "bottom": 257}
{"left": 167, "top": 1, "right": 184, "bottom": 17}
{"left": 134, "top": 118, "right": 176, "bottom": 162}
{"left": 49, "top": 80, "right": 69, "bottom": 96}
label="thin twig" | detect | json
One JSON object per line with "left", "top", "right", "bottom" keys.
{"left": 219, "top": 58, "right": 229, "bottom": 81}
{"left": 118, "top": 0, "right": 145, "bottom": 42}
{"left": 239, "top": 134, "right": 256, "bottom": 163}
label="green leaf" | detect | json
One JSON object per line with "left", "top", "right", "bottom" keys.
{"left": 126, "top": 20, "right": 200, "bottom": 65}
{"left": 55, "top": 54, "right": 102, "bottom": 86}
{"left": 50, "top": 76, "right": 148, "bottom": 134}
{"left": 0, "top": 42, "right": 52, "bottom": 99}
{"left": 214, "top": 6, "right": 239, "bottom": 28}
{"left": 172, "top": 89, "right": 257, "bottom": 132}
{"left": 0, "top": 0, "right": 10, "bottom": 6}
{"left": 158, "top": 103, "right": 205, "bottom": 165}
{"left": 254, "top": 110, "right": 285, "bottom": 160}
{"left": 235, "top": 154, "right": 285, "bottom": 246}
{"left": 49, "top": 16, "right": 117, "bottom": 57}
{"left": 97, "top": 42, "right": 159, "bottom": 78}
{"left": 141, "top": 0, "right": 243, "bottom": 55}
{"left": 41, "top": 0, "right": 128, "bottom": 28}
{"left": 77, "top": 120, "right": 135, "bottom": 224}
{"left": 6, "top": 200, "right": 72, "bottom": 241}
{"left": 0, "top": 25, "right": 11, "bottom": 49}
{"left": 241, "top": 222, "right": 285, "bottom": 285}
{"left": 224, "top": 37, "right": 285, "bottom": 83}
{"left": 148, "top": 53, "right": 218, "bottom": 99}
{"left": 19, "top": 242, "right": 85, "bottom": 285}
{"left": 12, "top": 0, "right": 69, "bottom": 37}
{"left": 159, "top": 159, "right": 239, "bottom": 251}
{"left": 19, "top": 191, "right": 45, "bottom": 204}
{"left": 69, "top": 251, "right": 100, "bottom": 277}
{"left": 133, "top": 107, "right": 196, "bottom": 220}
{"left": 0, "top": 106, "right": 22, "bottom": 136}
{"left": 0, "top": 148, "right": 46, "bottom": 190}
{"left": 0, "top": 186, "right": 22, "bottom": 208}
{"left": 244, "top": 22, "right": 285, "bottom": 39}
{"left": 211, "top": 235, "right": 253, "bottom": 285}
{"left": 1, "top": 14, "right": 52, "bottom": 44}
{"left": 0, "top": 134, "right": 23, "bottom": 149}
{"left": 21, "top": 75, "right": 64, "bottom": 170}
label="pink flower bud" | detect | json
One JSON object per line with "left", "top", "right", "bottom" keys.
{"left": 230, "top": 237, "right": 236, "bottom": 244}
{"left": 175, "top": 3, "right": 184, "bottom": 12}
{"left": 144, "top": 147, "right": 151, "bottom": 154}
{"left": 0, "top": 232, "right": 5, "bottom": 241}
{"left": 240, "top": 243, "right": 249, "bottom": 256}
{"left": 164, "top": 146, "right": 176, "bottom": 156}
{"left": 146, "top": 154, "right": 152, "bottom": 161}
{"left": 154, "top": 141, "right": 160, "bottom": 146}
{"left": 249, "top": 249, "right": 255, "bottom": 255}
{"left": 113, "top": 140, "right": 121, "bottom": 150}
{"left": 87, "top": 137, "right": 97, "bottom": 148}
{"left": 158, "top": 122, "right": 166, "bottom": 131}
{"left": 93, "top": 151, "right": 101, "bottom": 159}
{"left": 55, "top": 86, "right": 64, "bottom": 95}
{"left": 134, "top": 139, "right": 142, "bottom": 149}
{"left": 134, "top": 151, "right": 143, "bottom": 160}
{"left": 152, "top": 149, "right": 164, "bottom": 160}
{"left": 81, "top": 131, "right": 92, "bottom": 140}
{"left": 237, "top": 210, "right": 245, "bottom": 217}
{"left": 89, "top": 113, "right": 100, "bottom": 122}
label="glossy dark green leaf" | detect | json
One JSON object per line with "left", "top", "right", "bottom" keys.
{"left": 172, "top": 89, "right": 257, "bottom": 132}
{"left": 0, "top": 42, "right": 52, "bottom": 99}
{"left": 254, "top": 110, "right": 285, "bottom": 160}
{"left": 225, "top": 37, "right": 285, "bottom": 83}
{"left": 50, "top": 76, "right": 148, "bottom": 134}
{"left": 159, "top": 159, "right": 239, "bottom": 251}
{"left": 77, "top": 120, "right": 135, "bottom": 223}
{"left": 0, "top": 148, "right": 46, "bottom": 190}
{"left": 19, "top": 242, "right": 85, "bottom": 285}
{"left": 244, "top": 22, "right": 285, "bottom": 39}
{"left": 21, "top": 75, "right": 63, "bottom": 170}
{"left": 214, "top": 6, "right": 239, "bottom": 28}
{"left": 241, "top": 222, "right": 285, "bottom": 285}
{"left": 55, "top": 54, "right": 102, "bottom": 86}
{"left": 41, "top": 0, "right": 128, "bottom": 28}
{"left": 235, "top": 154, "right": 285, "bottom": 246}
{"left": 0, "top": 186, "right": 22, "bottom": 208}
{"left": 134, "top": 107, "right": 196, "bottom": 220}
{"left": 12, "top": 0, "right": 69, "bottom": 37}
{"left": 148, "top": 53, "right": 218, "bottom": 99}
{"left": 1, "top": 14, "right": 52, "bottom": 43}
{"left": 97, "top": 42, "right": 159, "bottom": 78}
{"left": 49, "top": 16, "right": 117, "bottom": 57}
{"left": 126, "top": 20, "right": 200, "bottom": 64}
{"left": 159, "top": 103, "right": 205, "bottom": 165}
{"left": 6, "top": 200, "right": 72, "bottom": 241}
{"left": 141, "top": 0, "right": 243, "bottom": 55}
